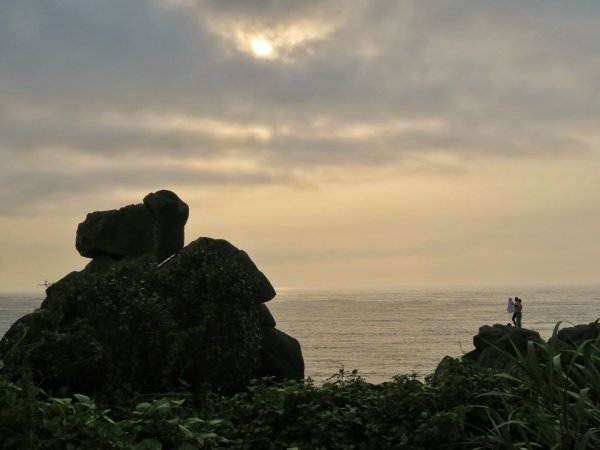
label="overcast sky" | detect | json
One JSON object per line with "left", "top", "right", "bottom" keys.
{"left": 1, "top": 0, "right": 599, "bottom": 293}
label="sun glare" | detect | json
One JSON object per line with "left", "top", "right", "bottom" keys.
{"left": 250, "top": 38, "right": 274, "bottom": 57}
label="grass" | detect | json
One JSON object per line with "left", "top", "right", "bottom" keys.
{"left": 473, "top": 321, "right": 600, "bottom": 449}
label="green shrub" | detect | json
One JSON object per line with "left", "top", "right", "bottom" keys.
{"left": 474, "top": 322, "right": 600, "bottom": 449}
{"left": 0, "top": 249, "right": 262, "bottom": 399}
{"left": 3, "top": 321, "right": 599, "bottom": 449}
{"left": 0, "top": 361, "right": 506, "bottom": 449}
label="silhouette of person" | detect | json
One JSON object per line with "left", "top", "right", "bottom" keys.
{"left": 513, "top": 297, "right": 523, "bottom": 328}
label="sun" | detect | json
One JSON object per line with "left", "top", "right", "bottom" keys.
{"left": 250, "top": 38, "right": 274, "bottom": 57}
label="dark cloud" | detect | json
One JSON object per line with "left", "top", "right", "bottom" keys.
{"left": 196, "top": 0, "right": 344, "bottom": 22}
{"left": 0, "top": 0, "right": 219, "bottom": 106}
{"left": 1, "top": 0, "right": 599, "bottom": 213}
{"left": 0, "top": 159, "right": 283, "bottom": 216}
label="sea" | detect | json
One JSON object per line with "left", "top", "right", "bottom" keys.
{"left": 1, "top": 284, "right": 599, "bottom": 384}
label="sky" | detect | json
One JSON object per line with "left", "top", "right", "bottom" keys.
{"left": 1, "top": 0, "right": 599, "bottom": 293}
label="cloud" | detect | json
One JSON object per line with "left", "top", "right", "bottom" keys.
{"left": 0, "top": 147, "right": 285, "bottom": 216}
{"left": 1, "top": 0, "right": 599, "bottom": 216}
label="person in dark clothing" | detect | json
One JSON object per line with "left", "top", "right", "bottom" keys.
{"left": 513, "top": 297, "right": 523, "bottom": 328}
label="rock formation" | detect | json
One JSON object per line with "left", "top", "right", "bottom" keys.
{"left": 255, "top": 303, "right": 304, "bottom": 378}
{"left": 143, "top": 190, "right": 190, "bottom": 260}
{"left": 461, "top": 322, "right": 600, "bottom": 374}
{"left": 0, "top": 190, "right": 304, "bottom": 397}
{"left": 76, "top": 190, "right": 189, "bottom": 261}
{"left": 550, "top": 322, "right": 600, "bottom": 349}
{"left": 462, "top": 324, "right": 543, "bottom": 373}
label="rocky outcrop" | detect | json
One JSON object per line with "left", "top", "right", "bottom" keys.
{"left": 76, "top": 190, "right": 189, "bottom": 261}
{"left": 143, "top": 190, "right": 189, "bottom": 260}
{"left": 1, "top": 190, "right": 304, "bottom": 397}
{"left": 175, "top": 237, "right": 303, "bottom": 380}
{"left": 259, "top": 327, "right": 305, "bottom": 380}
{"left": 463, "top": 324, "right": 543, "bottom": 372}
{"left": 75, "top": 204, "right": 155, "bottom": 259}
{"left": 461, "top": 322, "right": 600, "bottom": 375}
{"left": 255, "top": 303, "right": 305, "bottom": 380}
{"left": 551, "top": 322, "right": 600, "bottom": 349}
{"left": 180, "top": 238, "right": 276, "bottom": 304}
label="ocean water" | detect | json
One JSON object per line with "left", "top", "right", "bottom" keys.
{"left": 1, "top": 285, "right": 599, "bottom": 384}
{"left": 0, "top": 293, "right": 42, "bottom": 337}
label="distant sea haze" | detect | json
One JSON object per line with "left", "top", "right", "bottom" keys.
{"left": 2, "top": 284, "right": 599, "bottom": 383}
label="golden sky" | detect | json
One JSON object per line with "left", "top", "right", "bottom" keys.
{"left": 1, "top": 0, "right": 599, "bottom": 292}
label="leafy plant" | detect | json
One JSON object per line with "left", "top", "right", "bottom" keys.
{"left": 474, "top": 322, "right": 600, "bottom": 449}
{"left": 1, "top": 359, "right": 503, "bottom": 449}
{"left": 0, "top": 249, "right": 262, "bottom": 400}
{"left": 2, "top": 320, "right": 599, "bottom": 449}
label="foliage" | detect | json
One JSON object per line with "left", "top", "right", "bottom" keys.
{"left": 473, "top": 321, "right": 600, "bottom": 449}
{"left": 0, "top": 249, "right": 262, "bottom": 399}
{"left": 0, "top": 359, "right": 507, "bottom": 450}
{"left": 0, "top": 366, "right": 233, "bottom": 449}
{"left": 2, "top": 321, "right": 599, "bottom": 449}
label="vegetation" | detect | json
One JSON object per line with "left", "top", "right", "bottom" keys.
{"left": 0, "top": 250, "right": 263, "bottom": 399}
{"left": 474, "top": 322, "right": 600, "bottom": 449}
{"left": 1, "top": 325, "right": 598, "bottom": 449}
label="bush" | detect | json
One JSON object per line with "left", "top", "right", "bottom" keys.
{"left": 0, "top": 249, "right": 262, "bottom": 399}
{"left": 474, "top": 322, "right": 600, "bottom": 449}
{"left": 3, "top": 315, "right": 599, "bottom": 449}
{"left": 2, "top": 344, "right": 598, "bottom": 449}
{"left": 0, "top": 360, "right": 507, "bottom": 449}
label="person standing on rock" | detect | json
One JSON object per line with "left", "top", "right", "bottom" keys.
{"left": 513, "top": 298, "right": 523, "bottom": 328}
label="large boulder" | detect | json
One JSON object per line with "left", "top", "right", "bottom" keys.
{"left": 180, "top": 238, "right": 276, "bottom": 304}
{"left": 75, "top": 204, "right": 154, "bottom": 259}
{"left": 0, "top": 244, "right": 278, "bottom": 397}
{"left": 1, "top": 191, "right": 303, "bottom": 398}
{"left": 6, "top": 263, "right": 302, "bottom": 396}
{"left": 463, "top": 324, "right": 543, "bottom": 372}
{"left": 550, "top": 322, "right": 600, "bottom": 349}
{"left": 254, "top": 302, "right": 304, "bottom": 380}
{"left": 143, "top": 190, "right": 189, "bottom": 260}
{"left": 257, "top": 304, "right": 276, "bottom": 327}
{"left": 76, "top": 190, "right": 188, "bottom": 260}
{"left": 258, "top": 327, "right": 305, "bottom": 381}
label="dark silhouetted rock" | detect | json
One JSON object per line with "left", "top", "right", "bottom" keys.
{"left": 463, "top": 324, "right": 542, "bottom": 372}
{"left": 1, "top": 190, "right": 303, "bottom": 398}
{"left": 83, "top": 255, "right": 120, "bottom": 274}
{"left": 181, "top": 237, "right": 276, "bottom": 304}
{"left": 259, "top": 327, "right": 305, "bottom": 380}
{"left": 75, "top": 190, "right": 189, "bottom": 261}
{"left": 254, "top": 302, "right": 304, "bottom": 379}
{"left": 550, "top": 322, "right": 600, "bottom": 349}
{"left": 76, "top": 204, "right": 154, "bottom": 259}
{"left": 257, "top": 304, "right": 276, "bottom": 327}
{"left": 143, "top": 190, "right": 189, "bottom": 261}
{"left": 0, "top": 253, "right": 263, "bottom": 396}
